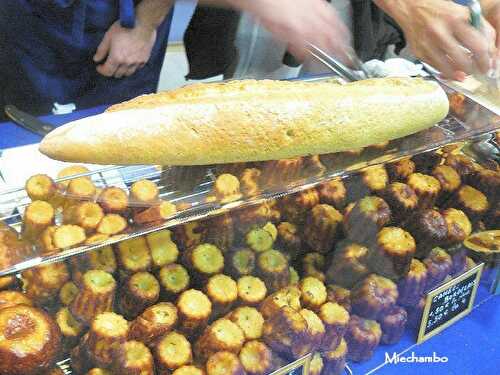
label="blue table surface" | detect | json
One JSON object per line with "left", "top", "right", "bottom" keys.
{"left": 0, "top": 109, "right": 499, "bottom": 374}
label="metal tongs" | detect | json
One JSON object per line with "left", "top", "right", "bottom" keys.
{"left": 306, "top": 42, "right": 370, "bottom": 82}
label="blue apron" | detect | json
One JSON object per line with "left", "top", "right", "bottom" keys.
{"left": 0, "top": 0, "right": 173, "bottom": 115}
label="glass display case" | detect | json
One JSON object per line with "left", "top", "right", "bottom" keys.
{"left": 0, "top": 79, "right": 498, "bottom": 375}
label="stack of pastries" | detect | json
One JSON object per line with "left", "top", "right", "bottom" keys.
{"left": 0, "top": 143, "right": 496, "bottom": 374}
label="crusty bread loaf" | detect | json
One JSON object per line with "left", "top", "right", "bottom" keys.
{"left": 39, "top": 78, "right": 449, "bottom": 166}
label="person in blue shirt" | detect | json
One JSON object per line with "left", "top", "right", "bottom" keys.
{"left": 0, "top": 0, "right": 174, "bottom": 117}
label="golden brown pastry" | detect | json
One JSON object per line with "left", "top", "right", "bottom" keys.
{"left": 239, "top": 168, "right": 261, "bottom": 197}
{"left": 237, "top": 276, "right": 268, "bottom": 306}
{"left": 361, "top": 165, "right": 389, "bottom": 193}
{"left": 206, "top": 274, "right": 238, "bottom": 318}
{"left": 65, "top": 202, "right": 104, "bottom": 235}
{"left": 96, "top": 213, "right": 128, "bottom": 235}
{"left": 444, "top": 153, "right": 481, "bottom": 184}
{"left": 432, "top": 165, "right": 461, "bottom": 205}
{"left": 318, "top": 302, "right": 350, "bottom": 351}
{"left": 276, "top": 222, "right": 303, "bottom": 261}
{"left": 158, "top": 263, "right": 190, "bottom": 299}
{"left": 453, "top": 185, "right": 489, "bottom": 223}
{"left": 245, "top": 226, "right": 274, "bottom": 253}
{"left": 302, "top": 252, "right": 326, "bottom": 282}
{"left": 183, "top": 244, "right": 225, "bottom": 280}
{"left": 259, "top": 157, "right": 304, "bottom": 188}
{"left": 194, "top": 318, "right": 245, "bottom": 361}
{"left": 227, "top": 306, "right": 264, "bottom": 340}
{"left": 309, "top": 352, "right": 324, "bottom": 375}
{"left": 350, "top": 274, "right": 398, "bottom": 320}
{"left": 257, "top": 249, "right": 290, "bottom": 293}
{"left": 470, "top": 168, "right": 500, "bottom": 200}
{"left": 128, "top": 302, "right": 178, "bottom": 346}
{"left": 22, "top": 200, "right": 55, "bottom": 242}
{"left": 155, "top": 331, "right": 193, "bottom": 372}
{"left": 386, "top": 158, "right": 416, "bottom": 182}
{"left": 0, "top": 291, "right": 32, "bottom": 310}
{"left": 317, "top": 179, "right": 347, "bottom": 210}
{"left": 279, "top": 189, "right": 320, "bottom": 224}
{"left": 299, "top": 276, "right": 327, "bottom": 310}
{"left": 22, "top": 262, "right": 70, "bottom": 305}
{"left": 442, "top": 208, "right": 472, "bottom": 245}
{"left": 303, "top": 204, "right": 343, "bottom": 253}
{"left": 407, "top": 173, "right": 441, "bottom": 209}
{"left": 172, "top": 365, "right": 206, "bottom": 375}
{"left": 119, "top": 272, "right": 160, "bottom": 319}
{"left": 201, "top": 214, "right": 234, "bottom": 253}
{"left": 326, "top": 241, "right": 371, "bottom": 288}
{"left": 177, "top": 289, "right": 212, "bottom": 335}
{"left": 214, "top": 174, "right": 242, "bottom": 204}
{"left": 303, "top": 155, "right": 327, "bottom": 178}
{"left": 326, "top": 285, "right": 351, "bottom": 313}
{"left": 379, "top": 182, "right": 419, "bottom": 223}
{"left": 226, "top": 248, "right": 256, "bottom": 279}
{"left": 97, "top": 187, "right": 129, "bottom": 214}
{"left": 59, "top": 281, "right": 79, "bottom": 306}
{"left": 146, "top": 229, "right": 179, "bottom": 269}
{"left": 322, "top": 337, "right": 348, "bottom": 375}
{"left": 130, "top": 179, "right": 160, "bottom": 207}
{"left": 405, "top": 209, "right": 448, "bottom": 259}
{"left": 173, "top": 222, "right": 204, "bottom": 251}
{"left": 345, "top": 315, "right": 382, "bottom": 362}
{"left": 298, "top": 308, "right": 325, "bottom": 354}
{"left": 55, "top": 306, "right": 84, "bottom": 353}
{"left": 133, "top": 200, "right": 177, "bottom": 225}
{"left": 113, "top": 340, "right": 155, "bottom": 375}
{"left": 206, "top": 351, "right": 245, "bottom": 375}
{"left": 116, "top": 237, "right": 153, "bottom": 276}
{"left": 239, "top": 340, "right": 275, "bottom": 375}
{"left": 25, "top": 174, "right": 57, "bottom": 202}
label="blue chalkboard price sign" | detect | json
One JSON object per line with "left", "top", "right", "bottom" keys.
{"left": 269, "top": 353, "right": 312, "bottom": 375}
{"left": 418, "top": 263, "right": 484, "bottom": 343}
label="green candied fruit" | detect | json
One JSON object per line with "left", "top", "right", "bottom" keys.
{"left": 246, "top": 228, "right": 274, "bottom": 253}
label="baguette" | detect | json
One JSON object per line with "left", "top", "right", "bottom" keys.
{"left": 40, "top": 78, "right": 449, "bottom": 165}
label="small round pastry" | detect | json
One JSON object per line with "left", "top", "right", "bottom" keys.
{"left": 444, "top": 154, "right": 481, "bottom": 184}
{"left": 379, "top": 182, "right": 419, "bottom": 223}
{"left": 0, "top": 305, "right": 61, "bottom": 375}
{"left": 483, "top": 201, "right": 499, "bottom": 230}
{"left": 195, "top": 318, "right": 245, "bottom": 361}
{"left": 226, "top": 248, "right": 256, "bottom": 279}
{"left": 259, "top": 286, "right": 301, "bottom": 319}
{"left": 22, "top": 262, "right": 70, "bottom": 305}
{"left": 303, "top": 155, "right": 326, "bottom": 178}
{"left": 453, "top": 185, "right": 489, "bottom": 223}
{"left": 326, "top": 241, "right": 371, "bottom": 289}
{"left": 361, "top": 165, "right": 389, "bottom": 193}
{"left": 245, "top": 227, "right": 274, "bottom": 253}
{"left": 309, "top": 352, "right": 324, "bottom": 375}
{"left": 299, "top": 276, "right": 327, "bottom": 310}
{"left": 214, "top": 174, "right": 242, "bottom": 204}
{"left": 423, "top": 248, "right": 453, "bottom": 291}
{"left": 298, "top": 309, "right": 325, "bottom": 354}
{"left": 343, "top": 196, "right": 391, "bottom": 244}
{"left": 237, "top": 276, "right": 267, "bottom": 307}
{"left": 345, "top": 315, "right": 382, "bottom": 362}
{"left": 113, "top": 340, "right": 155, "bottom": 375}
{"left": 87, "top": 312, "right": 129, "bottom": 367}
{"left": 116, "top": 237, "right": 152, "bottom": 276}
{"left": 172, "top": 222, "right": 203, "bottom": 251}
{"left": 177, "top": 289, "right": 212, "bottom": 335}
{"left": 326, "top": 285, "right": 351, "bottom": 313}
{"left": 302, "top": 252, "right": 326, "bottom": 283}
{"left": 318, "top": 302, "right": 349, "bottom": 351}
{"left": 405, "top": 209, "right": 448, "bottom": 259}
{"left": 205, "top": 274, "right": 238, "bottom": 318}
{"left": 406, "top": 297, "right": 426, "bottom": 328}
{"left": 85, "top": 368, "right": 113, "bottom": 375}
{"left": 322, "top": 338, "right": 348, "bottom": 375}
{"left": 128, "top": 302, "right": 178, "bottom": 346}
{"left": 239, "top": 340, "right": 274, "bottom": 375}
{"left": 158, "top": 263, "right": 190, "bottom": 299}
{"left": 304, "top": 204, "right": 343, "bottom": 253}
{"left": 206, "top": 351, "right": 245, "bottom": 375}
{"left": 442, "top": 208, "right": 472, "bottom": 245}
{"left": 70, "top": 334, "right": 93, "bottom": 374}
{"left": 201, "top": 214, "right": 234, "bottom": 253}
{"left": 469, "top": 168, "right": 500, "bottom": 200}
{"left": 432, "top": 165, "right": 461, "bottom": 205}
{"left": 447, "top": 246, "right": 467, "bottom": 276}
{"left": 317, "top": 179, "right": 347, "bottom": 210}
{"left": 397, "top": 259, "right": 428, "bottom": 307}
{"left": 279, "top": 189, "right": 320, "bottom": 225}
{"left": 411, "top": 151, "right": 442, "bottom": 174}
{"left": 259, "top": 158, "right": 303, "bottom": 188}
{"left": 257, "top": 249, "right": 290, "bottom": 293}
{"left": 227, "top": 307, "right": 264, "bottom": 341}
{"left": 155, "top": 331, "right": 193, "bottom": 371}
{"left": 183, "top": 244, "right": 224, "bottom": 280}
{"left": 172, "top": 366, "right": 206, "bottom": 375}
{"left": 240, "top": 168, "right": 261, "bottom": 198}
{"left": 386, "top": 158, "right": 416, "bottom": 182}
{"left": 232, "top": 204, "right": 272, "bottom": 235}
{"left": 119, "top": 272, "right": 160, "bottom": 320}
{"left": 369, "top": 227, "right": 416, "bottom": 280}
{"left": 0, "top": 291, "right": 32, "bottom": 310}
{"left": 378, "top": 305, "right": 407, "bottom": 345}
{"left": 350, "top": 274, "right": 398, "bottom": 320}
{"left": 0, "top": 276, "right": 17, "bottom": 291}
{"left": 55, "top": 307, "right": 84, "bottom": 353}
{"left": 407, "top": 173, "right": 441, "bottom": 209}
{"left": 276, "top": 222, "right": 302, "bottom": 261}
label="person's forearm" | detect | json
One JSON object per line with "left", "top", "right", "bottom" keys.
{"left": 136, "top": 0, "right": 174, "bottom": 29}
{"left": 373, "top": 0, "right": 412, "bottom": 27}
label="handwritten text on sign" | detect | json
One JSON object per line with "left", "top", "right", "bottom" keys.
{"left": 418, "top": 263, "right": 483, "bottom": 343}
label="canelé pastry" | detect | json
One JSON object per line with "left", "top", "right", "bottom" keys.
{"left": 206, "top": 351, "right": 245, "bottom": 375}
{"left": 128, "top": 302, "right": 178, "bottom": 346}
{"left": 378, "top": 305, "right": 407, "bottom": 345}
{"left": 406, "top": 296, "right": 426, "bottom": 328}
{"left": 444, "top": 154, "right": 481, "bottom": 184}
{"left": 0, "top": 305, "right": 61, "bottom": 375}
{"left": 432, "top": 165, "right": 461, "bottom": 205}
{"left": 303, "top": 252, "right": 326, "bottom": 282}
{"left": 239, "top": 168, "right": 261, "bottom": 197}
{"left": 177, "top": 289, "right": 212, "bottom": 335}
{"left": 96, "top": 213, "right": 128, "bottom": 235}
{"left": 483, "top": 201, "right": 499, "bottom": 229}
{"left": 226, "top": 248, "right": 256, "bottom": 279}
{"left": 453, "top": 185, "right": 489, "bottom": 223}
{"left": 386, "top": 158, "right": 416, "bottom": 182}
{"left": 201, "top": 214, "right": 234, "bottom": 253}
{"left": 369, "top": 227, "right": 416, "bottom": 280}
{"left": 70, "top": 334, "right": 93, "bottom": 374}
{"left": 405, "top": 209, "right": 448, "bottom": 259}
{"left": 205, "top": 274, "right": 238, "bottom": 318}
{"left": 245, "top": 227, "right": 274, "bottom": 253}
{"left": 214, "top": 174, "right": 242, "bottom": 204}
{"left": 22, "top": 200, "right": 55, "bottom": 242}
{"left": 0, "top": 290, "right": 32, "bottom": 310}
{"left": 25, "top": 174, "right": 57, "bottom": 202}
{"left": 64, "top": 202, "right": 104, "bottom": 234}
{"left": 379, "top": 182, "right": 419, "bottom": 223}
{"left": 397, "top": 259, "right": 428, "bottom": 307}
{"left": 130, "top": 179, "right": 159, "bottom": 209}
{"left": 227, "top": 306, "right": 264, "bottom": 340}
{"left": 158, "top": 263, "right": 190, "bottom": 298}
{"left": 424, "top": 248, "right": 452, "bottom": 291}
{"left": 118, "top": 272, "right": 160, "bottom": 319}
{"left": 279, "top": 189, "right": 320, "bottom": 224}
{"left": 144, "top": 231, "right": 179, "bottom": 271}
{"left": 442, "top": 208, "right": 472, "bottom": 245}
{"left": 303, "top": 155, "right": 327, "bottom": 178}
{"left": 257, "top": 249, "right": 290, "bottom": 293}
{"left": 0, "top": 276, "right": 17, "bottom": 291}
{"left": 237, "top": 276, "right": 268, "bottom": 307}
{"left": 232, "top": 204, "right": 272, "bottom": 235}
{"left": 299, "top": 276, "right": 327, "bottom": 310}
{"left": 407, "top": 173, "right": 441, "bottom": 209}
{"left": 304, "top": 204, "right": 343, "bottom": 253}
{"left": 70, "top": 270, "right": 116, "bottom": 325}
{"left": 239, "top": 340, "right": 275, "bottom": 375}
{"left": 412, "top": 151, "right": 442, "bottom": 174}
{"left": 326, "top": 241, "right": 371, "bottom": 288}
{"left": 262, "top": 306, "right": 310, "bottom": 360}
{"left": 183, "top": 244, "right": 224, "bottom": 280}
{"left": 195, "top": 318, "right": 245, "bottom": 361}
{"left": 350, "top": 274, "right": 398, "bottom": 320}
{"left": 155, "top": 331, "right": 193, "bottom": 371}
{"left": 259, "top": 285, "right": 301, "bottom": 319}
{"left": 344, "top": 315, "right": 382, "bottom": 362}
{"left": 317, "top": 179, "right": 347, "bottom": 210}
{"left": 172, "top": 366, "right": 206, "bottom": 375}
{"left": 469, "top": 168, "right": 500, "bottom": 200}
{"left": 343, "top": 196, "right": 391, "bottom": 244}
{"left": 318, "top": 302, "right": 349, "bottom": 351}
{"left": 276, "top": 222, "right": 302, "bottom": 261}
{"left": 116, "top": 237, "right": 152, "bottom": 277}
{"left": 86, "top": 368, "right": 112, "bottom": 375}
{"left": 55, "top": 307, "right": 84, "bottom": 353}
{"left": 309, "top": 352, "right": 324, "bottom": 375}
{"left": 22, "top": 262, "right": 70, "bottom": 305}
{"left": 113, "top": 340, "right": 155, "bottom": 375}
{"left": 259, "top": 157, "right": 304, "bottom": 188}
{"left": 298, "top": 308, "right": 326, "bottom": 354}
{"left": 86, "top": 312, "right": 129, "bottom": 367}
{"left": 321, "top": 338, "right": 348, "bottom": 375}
{"left": 447, "top": 246, "right": 467, "bottom": 276}
{"left": 71, "top": 242, "right": 117, "bottom": 283}
{"left": 326, "top": 285, "right": 351, "bottom": 312}
{"left": 173, "top": 222, "right": 203, "bottom": 251}
{"left": 361, "top": 165, "right": 389, "bottom": 193}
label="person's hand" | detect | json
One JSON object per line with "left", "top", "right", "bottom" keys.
{"left": 93, "top": 21, "right": 157, "bottom": 78}
{"left": 377, "top": 0, "right": 496, "bottom": 80}
{"left": 241, "top": 0, "right": 352, "bottom": 64}
{"left": 483, "top": 0, "right": 500, "bottom": 59}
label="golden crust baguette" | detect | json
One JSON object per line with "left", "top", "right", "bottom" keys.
{"left": 40, "top": 78, "right": 449, "bottom": 165}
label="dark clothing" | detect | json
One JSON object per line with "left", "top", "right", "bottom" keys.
{"left": 0, "top": 0, "right": 173, "bottom": 117}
